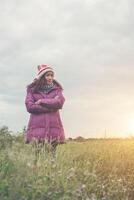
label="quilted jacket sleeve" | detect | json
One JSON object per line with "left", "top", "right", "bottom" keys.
{"left": 39, "top": 89, "right": 65, "bottom": 109}
{"left": 25, "top": 87, "right": 54, "bottom": 114}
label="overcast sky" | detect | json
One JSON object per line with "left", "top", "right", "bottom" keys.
{"left": 0, "top": 0, "right": 134, "bottom": 138}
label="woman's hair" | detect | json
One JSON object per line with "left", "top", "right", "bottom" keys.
{"left": 26, "top": 72, "right": 63, "bottom": 92}
{"left": 27, "top": 74, "right": 47, "bottom": 92}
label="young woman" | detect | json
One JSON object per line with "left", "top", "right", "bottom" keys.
{"left": 24, "top": 64, "right": 66, "bottom": 154}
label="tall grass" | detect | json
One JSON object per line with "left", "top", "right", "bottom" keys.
{"left": 1, "top": 138, "right": 134, "bottom": 199}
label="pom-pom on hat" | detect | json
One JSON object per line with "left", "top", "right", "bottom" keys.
{"left": 35, "top": 64, "right": 54, "bottom": 80}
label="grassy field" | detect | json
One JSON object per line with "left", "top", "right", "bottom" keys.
{"left": 0, "top": 138, "right": 134, "bottom": 200}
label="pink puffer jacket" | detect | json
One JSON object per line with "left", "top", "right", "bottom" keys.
{"left": 24, "top": 80, "right": 65, "bottom": 144}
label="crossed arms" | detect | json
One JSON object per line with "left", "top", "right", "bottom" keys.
{"left": 25, "top": 87, "right": 65, "bottom": 114}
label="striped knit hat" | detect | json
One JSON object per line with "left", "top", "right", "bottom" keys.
{"left": 35, "top": 64, "right": 54, "bottom": 80}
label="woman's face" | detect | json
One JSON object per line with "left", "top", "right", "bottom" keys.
{"left": 44, "top": 71, "right": 54, "bottom": 84}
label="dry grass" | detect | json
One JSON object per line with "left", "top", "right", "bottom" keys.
{"left": 0, "top": 139, "right": 134, "bottom": 199}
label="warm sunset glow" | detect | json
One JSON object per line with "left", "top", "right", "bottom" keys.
{"left": 127, "top": 118, "right": 134, "bottom": 133}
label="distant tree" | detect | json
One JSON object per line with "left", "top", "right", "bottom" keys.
{"left": 0, "top": 125, "right": 13, "bottom": 149}
{"left": 0, "top": 125, "right": 9, "bottom": 135}
{"left": 68, "top": 137, "right": 73, "bottom": 141}
{"left": 74, "top": 136, "right": 85, "bottom": 142}
{"left": 22, "top": 125, "right": 26, "bottom": 134}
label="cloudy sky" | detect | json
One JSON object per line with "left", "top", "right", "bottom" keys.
{"left": 0, "top": 0, "right": 134, "bottom": 138}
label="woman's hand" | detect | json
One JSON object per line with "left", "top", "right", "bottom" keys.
{"left": 35, "top": 99, "right": 42, "bottom": 105}
{"left": 35, "top": 99, "right": 58, "bottom": 112}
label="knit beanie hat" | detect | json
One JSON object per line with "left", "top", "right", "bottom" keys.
{"left": 35, "top": 64, "right": 54, "bottom": 80}
{"left": 31, "top": 64, "right": 63, "bottom": 90}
